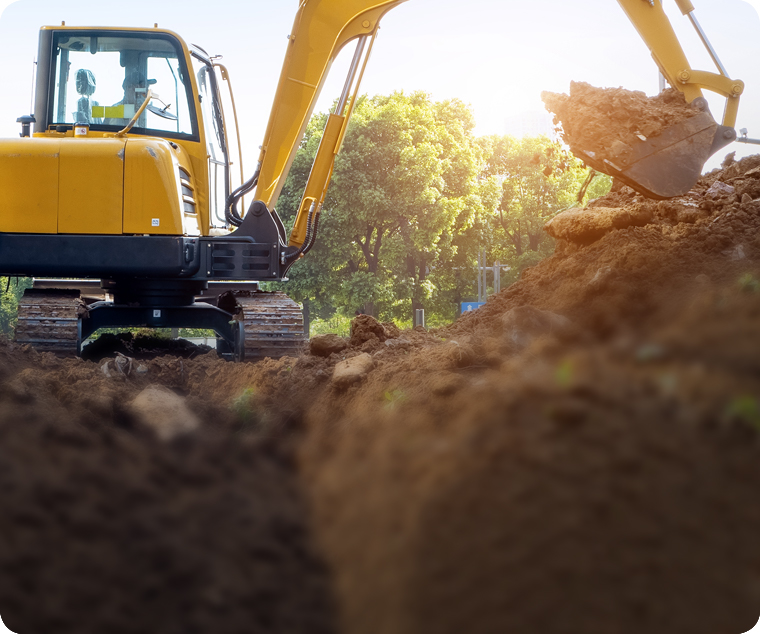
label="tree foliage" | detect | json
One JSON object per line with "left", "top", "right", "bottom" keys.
{"left": 274, "top": 92, "right": 610, "bottom": 329}
{"left": 477, "top": 134, "right": 611, "bottom": 285}
{"left": 0, "top": 278, "right": 32, "bottom": 336}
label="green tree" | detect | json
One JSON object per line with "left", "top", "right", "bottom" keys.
{"left": 278, "top": 91, "right": 484, "bottom": 326}
{"left": 479, "top": 134, "right": 611, "bottom": 285}
{"left": 0, "top": 277, "right": 32, "bottom": 336}
{"left": 274, "top": 100, "right": 611, "bottom": 330}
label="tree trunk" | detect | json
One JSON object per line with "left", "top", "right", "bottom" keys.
{"left": 513, "top": 233, "right": 523, "bottom": 256}
{"left": 302, "top": 298, "right": 310, "bottom": 337}
{"left": 411, "top": 257, "right": 425, "bottom": 325}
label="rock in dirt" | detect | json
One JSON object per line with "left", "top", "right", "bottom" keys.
{"left": 544, "top": 205, "right": 653, "bottom": 245}
{"left": 705, "top": 181, "right": 735, "bottom": 199}
{"left": 128, "top": 384, "right": 200, "bottom": 441}
{"left": 332, "top": 353, "right": 374, "bottom": 389}
{"left": 501, "top": 305, "right": 571, "bottom": 349}
{"left": 310, "top": 333, "right": 349, "bottom": 357}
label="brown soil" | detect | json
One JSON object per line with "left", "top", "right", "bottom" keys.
{"left": 2, "top": 155, "right": 760, "bottom": 633}
{"left": 542, "top": 81, "right": 701, "bottom": 160}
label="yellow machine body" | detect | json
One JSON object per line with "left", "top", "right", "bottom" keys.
{"left": 0, "top": 134, "right": 199, "bottom": 236}
{"left": 0, "top": 26, "right": 211, "bottom": 238}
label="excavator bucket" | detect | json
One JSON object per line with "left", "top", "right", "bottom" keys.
{"left": 575, "top": 111, "right": 736, "bottom": 200}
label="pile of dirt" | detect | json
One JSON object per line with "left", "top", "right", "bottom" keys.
{"left": 294, "top": 155, "right": 760, "bottom": 634}
{"left": 1, "top": 155, "right": 760, "bottom": 633}
{"left": 542, "top": 81, "right": 701, "bottom": 161}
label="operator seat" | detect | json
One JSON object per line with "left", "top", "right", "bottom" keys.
{"left": 73, "top": 69, "right": 98, "bottom": 124}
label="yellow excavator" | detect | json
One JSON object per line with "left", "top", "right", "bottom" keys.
{"left": 0, "top": 0, "right": 745, "bottom": 360}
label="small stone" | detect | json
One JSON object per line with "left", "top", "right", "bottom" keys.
{"left": 706, "top": 181, "right": 735, "bottom": 199}
{"left": 385, "top": 338, "right": 411, "bottom": 349}
{"left": 310, "top": 333, "right": 348, "bottom": 357}
{"left": 544, "top": 205, "right": 653, "bottom": 245}
{"left": 128, "top": 385, "right": 200, "bottom": 441}
{"left": 501, "top": 305, "right": 571, "bottom": 350}
{"left": 332, "top": 353, "right": 374, "bottom": 389}
{"left": 724, "top": 244, "right": 746, "bottom": 261}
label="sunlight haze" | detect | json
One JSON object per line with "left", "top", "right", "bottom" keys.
{"left": 0, "top": 0, "right": 758, "bottom": 176}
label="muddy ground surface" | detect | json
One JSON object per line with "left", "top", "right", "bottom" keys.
{"left": 2, "top": 154, "right": 760, "bottom": 634}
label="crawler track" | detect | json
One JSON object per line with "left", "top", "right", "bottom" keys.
{"left": 15, "top": 289, "right": 80, "bottom": 355}
{"left": 234, "top": 290, "right": 306, "bottom": 362}
{"left": 14, "top": 287, "right": 306, "bottom": 362}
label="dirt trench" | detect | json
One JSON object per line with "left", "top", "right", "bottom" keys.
{"left": 1, "top": 152, "right": 760, "bottom": 633}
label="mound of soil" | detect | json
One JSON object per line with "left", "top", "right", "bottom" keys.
{"left": 542, "top": 81, "right": 701, "bottom": 162}
{"left": 295, "top": 155, "right": 760, "bottom": 634}
{"left": 1, "top": 155, "right": 760, "bottom": 633}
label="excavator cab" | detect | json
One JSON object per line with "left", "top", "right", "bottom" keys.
{"left": 48, "top": 31, "right": 193, "bottom": 136}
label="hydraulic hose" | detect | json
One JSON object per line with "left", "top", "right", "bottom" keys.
{"left": 282, "top": 202, "right": 320, "bottom": 266}
{"left": 225, "top": 163, "right": 261, "bottom": 227}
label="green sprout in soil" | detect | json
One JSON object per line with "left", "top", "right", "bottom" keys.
{"left": 555, "top": 359, "right": 574, "bottom": 389}
{"left": 231, "top": 387, "right": 266, "bottom": 432}
{"left": 383, "top": 388, "right": 407, "bottom": 409}
{"left": 725, "top": 396, "right": 760, "bottom": 431}
{"left": 738, "top": 273, "right": 760, "bottom": 293}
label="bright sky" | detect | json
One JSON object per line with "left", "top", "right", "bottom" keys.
{"left": 0, "top": 0, "right": 758, "bottom": 177}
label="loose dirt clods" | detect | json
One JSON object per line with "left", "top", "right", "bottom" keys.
{"left": 542, "top": 81, "right": 702, "bottom": 162}
{"left": 1, "top": 155, "right": 760, "bottom": 633}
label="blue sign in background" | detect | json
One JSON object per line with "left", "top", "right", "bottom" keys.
{"left": 461, "top": 302, "right": 485, "bottom": 313}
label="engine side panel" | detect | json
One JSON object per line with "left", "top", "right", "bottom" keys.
{"left": 124, "top": 138, "right": 187, "bottom": 235}
{"left": 0, "top": 138, "right": 60, "bottom": 233}
{"left": 59, "top": 138, "right": 126, "bottom": 234}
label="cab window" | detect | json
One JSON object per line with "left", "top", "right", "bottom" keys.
{"left": 50, "top": 31, "right": 197, "bottom": 139}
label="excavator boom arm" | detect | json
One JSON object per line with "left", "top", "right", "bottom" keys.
{"left": 252, "top": 0, "right": 744, "bottom": 248}
{"left": 253, "top": 0, "right": 408, "bottom": 248}
{"left": 616, "top": 0, "right": 743, "bottom": 127}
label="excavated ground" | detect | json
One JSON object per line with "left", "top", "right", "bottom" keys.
{"left": 2, "top": 153, "right": 760, "bottom": 634}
